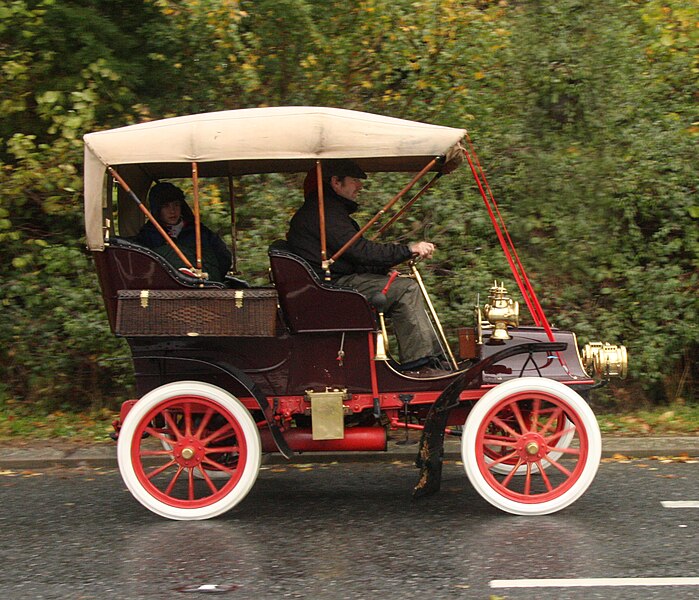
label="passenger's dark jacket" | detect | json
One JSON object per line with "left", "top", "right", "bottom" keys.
{"left": 287, "top": 186, "right": 412, "bottom": 280}
{"left": 134, "top": 199, "right": 232, "bottom": 282}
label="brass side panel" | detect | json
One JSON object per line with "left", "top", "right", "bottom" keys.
{"left": 310, "top": 393, "right": 345, "bottom": 440}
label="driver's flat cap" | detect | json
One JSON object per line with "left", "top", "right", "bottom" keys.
{"left": 322, "top": 159, "right": 367, "bottom": 180}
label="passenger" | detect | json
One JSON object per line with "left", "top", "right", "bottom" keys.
{"left": 135, "top": 182, "right": 232, "bottom": 282}
{"left": 287, "top": 160, "right": 447, "bottom": 376}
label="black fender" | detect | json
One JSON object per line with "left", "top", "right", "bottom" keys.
{"left": 413, "top": 342, "right": 567, "bottom": 498}
{"left": 131, "top": 355, "right": 293, "bottom": 459}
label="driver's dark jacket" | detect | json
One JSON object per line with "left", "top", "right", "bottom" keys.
{"left": 287, "top": 187, "right": 412, "bottom": 280}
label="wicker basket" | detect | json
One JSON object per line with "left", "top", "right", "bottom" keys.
{"left": 115, "top": 288, "right": 279, "bottom": 337}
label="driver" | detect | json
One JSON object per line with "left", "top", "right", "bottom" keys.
{"left": 286, "top": 159, "right": 448, "bottom": 376}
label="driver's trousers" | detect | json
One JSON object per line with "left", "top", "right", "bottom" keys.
{"left": 333, "top": 273, "right": 441, "bottom": 365}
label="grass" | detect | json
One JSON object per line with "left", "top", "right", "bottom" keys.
{"left": 0, "top": 405, "right": 117, "bottom": 444}
{"left": 596, "top": 403, "right": 699, "bottom": 436}
{"left": 1, "top": 401, "right": 698, "bottom": 444}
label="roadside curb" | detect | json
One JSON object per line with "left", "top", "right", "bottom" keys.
{"left": 0, "top": 436, "right": 697, "bottom": 470}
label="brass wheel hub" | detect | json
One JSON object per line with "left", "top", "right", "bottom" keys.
{"left": 518, "top": 433, "right": 547, "bottom": 461}
{"left": 526, "top": 441, "right": 539, "bottom": 455}
{"left": 173, "top": 438, "right": 205, "bottom": 467}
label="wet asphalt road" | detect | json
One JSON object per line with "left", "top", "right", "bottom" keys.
{"left": 0, "top": 459, "right": 697, "bottom": 600}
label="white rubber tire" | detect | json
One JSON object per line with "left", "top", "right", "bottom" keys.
{"left": 462, "top": 377, "right": 600, "bottom": 516}
{"left": 117, "top": 381, "right": 261, "bottom": 520}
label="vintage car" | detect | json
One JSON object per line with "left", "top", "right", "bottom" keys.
{"left": 83, "top": 106, "right": 627, "bottom": 520}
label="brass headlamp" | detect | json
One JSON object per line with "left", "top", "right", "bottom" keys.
{"left": 483, "top": 281, "right": 519, "bottom": 342}
{"left": 582, "top": 342, "right": 628, "bottom": 379}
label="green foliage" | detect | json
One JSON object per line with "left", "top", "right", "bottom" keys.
{"left": 0, "top": 242, "right": 133, "bottom": 410}
{"left": 490, "top": 0, "right": 698, "bottom": 402}
{"left": 0, "top": 0, "right": 696, "bottom": 411}
{"left": 137, "top": 0, "right": 257, "bottom": 114}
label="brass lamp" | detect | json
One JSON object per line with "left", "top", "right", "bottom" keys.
{"left": 483, "top": 281, "right": 520, "bottom": 342}
{"left": 582, "top": 342, "right": 628, "bottom": 379}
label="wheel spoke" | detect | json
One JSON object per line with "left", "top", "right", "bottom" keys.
{"left": 487, "top": 450, "right": 519, "bottom": 468}
{"left": 164, "top": 465, "right": 185, "bottom": 496}
{"left": 510, "top": 402, "right": 529, "bottom": 435}
{"left": 162, "top": 410, "right": 184, "bottom": 441}
{"left": 501, "top": 459, "right": 522, "bottom": 488}
{"left": 144, "top": 426, "right": 179, "bottom": 446}
{"left": 194, "top": 407, "right": 215, "bottom": 438}
{"left": 523, "top": 462, "right": 532, "bottom": 495}
{"left": 183, "top": 402, "right": 193, "bottom": 437}
{"left": 188, "top": 467, "right": 195, "bottom": 501}
{"left": 483, "top": 433, "right": 517, "bottom": 445}
{"left": 546, "top": 456, "right": 573, "bottom": 477}
{"left": 202, "top": 422, "right": 234, "bottom": 445}
{"left": 202, "top": 456, "right": 237, "bottom": 475}
{"left": 549, "top": 445, "right": 580, "bottom": 456}
{"left": 491, "top": 415, "right": 522, "bottom": 439}
{"left": 538, "top": 406, "right": 563, "bottom": 436}
{"left": 140, "top": 449, "right": 174, "bottom": 457}
{"left": 536, "top": 460, "right": 554, "bottom": 492}
{"left": 197, "top": 466, "right": 219, "bottom": 494}
{"left": 530, "top": 398, "right": 541, "bottom": 432}
{"left": 545, "top": 424, "right": 575, "bottom": 445}
{"left": 205, "top": 445, "right": 239, "bottom": 454}
{"left": 146, "top": 459, "right": 177, "bottom": 480}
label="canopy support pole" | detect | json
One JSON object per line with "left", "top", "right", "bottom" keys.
{"left": 228, "top": 174, "right": 238, "bottom": 274}
{"left": 316, "top": 160, "right": 331, "bottom": 280}
{"left": 371, "top": 172, "right": 443, "bottom": 240}
{"left": 192, "top": 162, "right": 203, "bottom": 275}
{"left": 107, "top": 167, "right": 197, "bottom": 272}
{"left": 328, "top": 157, "right": 438, "bottom": 266}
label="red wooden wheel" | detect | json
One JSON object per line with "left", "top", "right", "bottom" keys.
{"left": 462, "top": 378, "right": 600, "bottom": 515}
{"left": 118, "top": 382, "right": 261, "bottom": 520}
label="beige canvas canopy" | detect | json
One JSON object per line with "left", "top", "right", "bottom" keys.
{"left": 83, "top": 106, "right": 467, "bottom": 250}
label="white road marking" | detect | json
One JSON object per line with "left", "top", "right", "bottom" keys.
{"left": 661, "top": 500, "right": 699, "bottom": 508}
{"left": 174, "top": 583, "right": 239, "bottom": 593}
{"left": 490, "top": 577, "right": 699, "bottom": 588}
